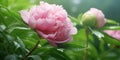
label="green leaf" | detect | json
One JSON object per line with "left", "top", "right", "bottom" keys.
{"left": 72, "top": 29, "right": 86, "bottom": 47}
{"left": 7, "top": 27, "right": 30, "bottom": 33}
{"left": 48, "top": 48, "right": 71, "bottom": 60}
{"left": 102, "top": 26, "right": 120, "bottom": 30}
{"left": 0, "top": 7, "right": 23, "bottom": 28}
{"left": 91, "top": 30, "right": 104, "bottom": 38}
{"left": 77, "top": 13, "right": 83, "bottom": 21}
{"left": 23, "top": 40, "right": 37, "bottom": 49}
{"left": 106, "top": 19, "right": 119, "bottom": 25}
{"left": 69, "top": 15, "right": 79, "bottom": 25}
{"left": 0, "top": 0, "right": 8, "bottom": 7}
{"left": 5, "top": 54, "right": 17, "bottom": 60}
{"left": 28, "top": 55, "right": 42, "bottom": 60}
{"left": 91, "top": 29, "right": 120, "bottom": 45}
{"left": 17, "top": 37, "right": 26, "bottom": 49}
{"left": 16, "top": 36, "right": 27, "bottom": 53}
{"left": 58, "top": 43, "right": 84, "bottom": 51}
{"left": 88, "top": 44, "right": 98, "bottom": 59}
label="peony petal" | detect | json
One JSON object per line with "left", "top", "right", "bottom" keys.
{"left": 48, "top": 40, "right": 57, "bottom": 47}
{"left": 70, "top": 27, "right": 77, "bottom": 35}
{"left": 36, "top": 30, "right": 56, "bottom": 39}
{"left": 36, "top": 19, "right": 48, "bottom": 31}
{"left": 20, "top": 10, "right": 29, "bottom": 23}
{"left": 52, "top": 36, "right": 72, "bottom": 43}
{"left": 28, "top": 16, "right": 37, "bottom": 28}
{"left": 48, "top": 27, "right": 72, "bottom": 43}
{"left": 104, "top": 30, "right": 115, "bottom": 36}
{"left": 104, "top": 30, "right": 120, "bottom": 40}
{"left": 90, "top": 8, "right": 106, "bottom": 28}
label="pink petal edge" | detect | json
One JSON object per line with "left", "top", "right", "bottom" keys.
{"left": 20, "top": 10, "right": 29, "bottom": 23}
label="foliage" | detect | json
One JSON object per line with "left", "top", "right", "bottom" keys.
{"left": 0, "top": 0, "right": 120, "bottom": 60}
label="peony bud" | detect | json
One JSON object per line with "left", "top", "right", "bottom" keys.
{"left": 20, "top": 1, "right": 77, "bottom": 46}
{"left": 81, "top": 11, "right": 96, "bottom": 27}
{"left": 81, "top": 8, "right": 106, "bottom": 28}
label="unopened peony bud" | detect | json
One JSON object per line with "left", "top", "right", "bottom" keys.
{"left": 81, "top": 8, "right": 106, "bottom": 28}
{"left": 81, "top": 11, "right": 96, "bottom": 27}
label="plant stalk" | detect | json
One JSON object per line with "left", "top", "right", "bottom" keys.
{"left": 83, "top": 28, "right": 89, "bottom": 60}
{"left": 21, "top": 40, "right": 40, "bottom": 60}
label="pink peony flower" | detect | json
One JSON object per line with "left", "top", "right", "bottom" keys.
{"left": 82, "top": 8, "right": 106, "bottom": 28}
{"left": 104, "top": 30, "right": 120, "bottom": 41}
{"left": 20, "top": 1, "right": 77, "bottom": 45}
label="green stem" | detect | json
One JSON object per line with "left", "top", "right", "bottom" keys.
{"left": 100, "top": 39, "right": 104, "bottom": 53}
{"left": 21, "top": 40, "right": 40, "bottom": 60}
{"left": 83, "top": 28, "right": 89, "bottom": 60}
{"left": 99, "top": 38, "right": 104, "bottom": 60}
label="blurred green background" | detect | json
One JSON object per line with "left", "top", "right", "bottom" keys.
{"left": 45, "top": 0, "right": 120, "bottom": 22}
{"left": 1, "top": 0, "right": 120, "bottom": 22}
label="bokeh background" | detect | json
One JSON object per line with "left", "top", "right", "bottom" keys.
{"left": 45, "top": 0, "right": 120, "bottom": 22}
{"left": 2, "top": 0, "right": 120, "bottom": 22}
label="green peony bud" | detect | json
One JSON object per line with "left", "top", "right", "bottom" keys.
{"left": 81, "top": 8, "right": 106, "bottom": 28}
{"left": 81, "top": 11, "right": 96, "bottom": 27}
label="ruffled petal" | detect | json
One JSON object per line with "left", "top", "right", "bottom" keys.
{"left": 20, "top": 10, "right": 29, "bottom": 23}
{"left": 28, "top": 16, "right": 37, "bottom": 28}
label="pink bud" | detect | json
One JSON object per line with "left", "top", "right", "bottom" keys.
{"left": 82, "top": 8, "right": 106, "bottom": 28}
